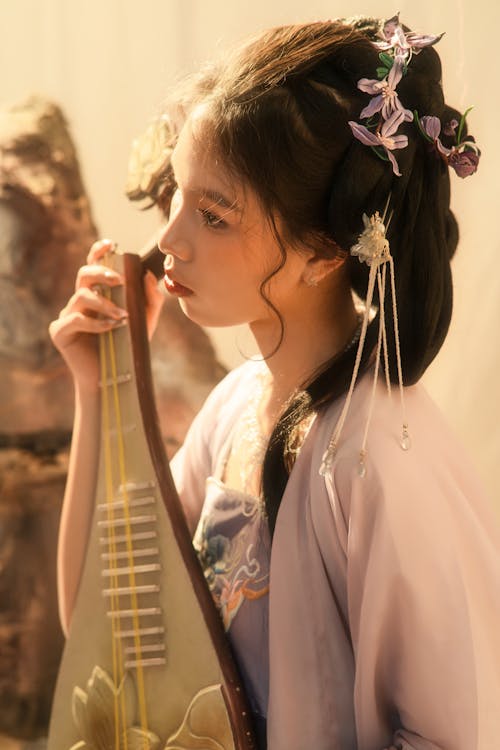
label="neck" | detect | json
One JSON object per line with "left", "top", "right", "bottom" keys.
{"left": 248, "top": 285, "right": 359, "bottom": 432}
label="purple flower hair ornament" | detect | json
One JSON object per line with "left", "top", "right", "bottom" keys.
{"left": 349, "top": 110, "right": 408, "bottom": 177}
{"left": 417, "top": 115, "right": 452, "bottom": 155}
{"left": 357, "top": 55, "right": 413, "bottom": 121}
{"left": 375, "top": 12, "right": 444, "bottom": 62}
{"left": 443, "top": 119, "right": 459, "bottom": 137}
{"left": 330, "top": 17, "right": 479, "bottom": 481}
{"left": 415, "top": 108, "right": 481, "bottom": 178}
{"left": 348, "top": 14, "right": 480, "bottom": 179}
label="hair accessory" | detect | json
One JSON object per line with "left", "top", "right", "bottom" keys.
{"left": 348, "top": 13, "right": 480, "bottom": 177}
{"left": 304, "top": 274, "right": 319, "bottom": 287}
{"left": 414, "top": 108, "right": 481, "bottom": 177}
{"left": 320, "top": 195, "right": 409, "bottom": 478}
{"left": 320, "top": 17, "right": 481, "bottom": 479}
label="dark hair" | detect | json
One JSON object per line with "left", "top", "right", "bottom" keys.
{"left": 161, "top": 19, "right": 463, "bottom": 534}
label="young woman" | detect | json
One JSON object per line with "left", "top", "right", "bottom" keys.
{"left": 50, "top": 16, "right": 499, "bottom": 750}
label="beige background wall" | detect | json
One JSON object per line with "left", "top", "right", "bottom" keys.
{"left": 1, "top": 0, "right": 498, "bottom": 503}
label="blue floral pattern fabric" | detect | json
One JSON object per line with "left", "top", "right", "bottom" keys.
{"left": 193, "top": 476, "right": 271, "bottom": 718}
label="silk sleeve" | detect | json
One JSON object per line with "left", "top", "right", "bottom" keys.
{"left": 329, "top": 442, "right": 500, "bottom": 750}
{"left": 170, "top": 363, "right": 251, "bottom": 535}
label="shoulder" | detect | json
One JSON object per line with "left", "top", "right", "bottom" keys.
{"left": 196, "top": 358, "right": 263, "bottom": 423}
{"left": 177, "top": 359, "right": 262, "bottom": 463}
{"left": 317, "top": 371, "right": 486, "bottom": 497}
{"left": 171, "top": 360, "right": 263, "bottom": 530}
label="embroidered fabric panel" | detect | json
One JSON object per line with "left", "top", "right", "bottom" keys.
{"left": 193, "top": 476, "right": 271, "bottom": 718}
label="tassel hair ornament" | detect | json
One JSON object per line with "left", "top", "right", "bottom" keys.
{"left": 319, "top": 15, "right": 482, "bottom": 479}
{"left": 319, "top": 194, "right": 410, "bottom": 479}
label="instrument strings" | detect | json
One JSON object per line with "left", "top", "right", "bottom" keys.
{"left": 100, "top": 263, "right": 151, "bottom": 745}
{"left": 99, "top": 329, "right": 127, "bottom": 743}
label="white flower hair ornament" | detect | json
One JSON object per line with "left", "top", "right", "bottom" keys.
{"left": 351, "top": 211, "right": 391, "bottom": 266}
{"left": 320, "top": 200, "right": 409, "bottom": 479}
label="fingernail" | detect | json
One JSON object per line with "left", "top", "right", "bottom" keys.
{"left": 102, "top": 317, "right": 127, "bottom": 327}
{"left": 104, "top": 270, "right": 123, "bottom": 281}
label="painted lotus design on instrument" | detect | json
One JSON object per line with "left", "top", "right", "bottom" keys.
{"left": 70, "top": 665, "right": 233, "bottom": 750}
{"left": 70, "top": 666, "right": 161, "bottom": 750}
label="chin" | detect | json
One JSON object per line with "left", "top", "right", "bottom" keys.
{"left": 178, "top": 298, "right": 249, "bottom": 328}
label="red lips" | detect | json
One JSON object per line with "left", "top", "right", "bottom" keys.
{"left": 163, "top": 272, "right": 193, "bottom": 297}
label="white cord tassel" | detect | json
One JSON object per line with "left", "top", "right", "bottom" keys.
{"left": 320, "top": 199, "right": 410, "bottom": 478}
{"left": 378, "top": 263, "right": 392, "bottom": 398}
{"left": 389, "top": 254, "right": 411, "bottom": 451}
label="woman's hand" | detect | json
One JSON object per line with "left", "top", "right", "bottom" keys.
{"left": 49, "top": 239, "right": 164, "bottom": 391}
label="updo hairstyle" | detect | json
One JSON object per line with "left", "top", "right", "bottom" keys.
{"left": 156, "top": 18, "right": 465, "bottom": 533}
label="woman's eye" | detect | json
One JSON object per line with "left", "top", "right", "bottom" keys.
{"left": 197, "top": 208, "right": 226, "bottom": 229}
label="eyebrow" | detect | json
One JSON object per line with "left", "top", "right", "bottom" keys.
{"left": 170, "top": 151, "right": 241, "bottom": 214}
{"left": 195, "top": 187, "right": 241, "bottom": 214}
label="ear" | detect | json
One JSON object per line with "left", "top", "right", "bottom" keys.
{"left": 301, "top": 252, "right": 346, "bottom": 287}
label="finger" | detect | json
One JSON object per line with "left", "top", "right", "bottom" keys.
{"left": 61, "top": 287, "right": 129, "bottom": 320}
{"left": 87, "top": 238, "right": 116, "bottom": 264}
{"left": 50, "top": 311, "right": 128, "bottom": 346}
{"left": 75, "top": 264, "right": 124, "bottom": 292}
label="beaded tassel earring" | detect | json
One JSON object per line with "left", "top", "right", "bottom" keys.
{"left": 319, "top": 194, "right": 410, "bottom": 478}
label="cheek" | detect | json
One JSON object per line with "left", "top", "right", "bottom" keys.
{"left": 183, "top": 229, "right": 284, "bottom": 325}
{"left": 200, "top": 233, "right": 267, "bottom": 289}
{"left": 259, "top": 249, "right": 304, "bottom": 306}
{"left": 241, "top": 232, "right": 285, "bottom": 287}
{"left": 178, "top": 261, "right": 270, "bottom": 327}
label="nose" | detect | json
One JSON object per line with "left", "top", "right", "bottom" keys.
{"left": 157, "top": 190, "right": 192, "bottom": 261}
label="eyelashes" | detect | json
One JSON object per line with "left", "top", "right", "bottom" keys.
{"left": 197, "top": 207, "right": 227, "bottom": 229}
{"left": 170, "top": 184, "right": 231, "bottom": 230}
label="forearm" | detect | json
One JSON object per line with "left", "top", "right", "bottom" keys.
{"left": 57, "top": 384, "right": 100, "bottom": 636}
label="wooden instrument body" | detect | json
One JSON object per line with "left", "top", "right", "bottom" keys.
{"left": 48, "top": 251, "right": 254, "bottom": 749}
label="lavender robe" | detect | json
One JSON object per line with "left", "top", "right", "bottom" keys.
{"left": 172, "top": 361, "right": 500, "bottom": 750}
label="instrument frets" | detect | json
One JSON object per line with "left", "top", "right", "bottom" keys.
{"left": 98, "top": 480, "right": 166, "bottom": 669}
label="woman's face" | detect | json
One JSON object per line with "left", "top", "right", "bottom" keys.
{"left": 157, "top": 110, "right": 310, "bottom": 330}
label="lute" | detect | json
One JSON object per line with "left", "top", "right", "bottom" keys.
{"left": 48, "top": 246, "right": 255, "bottom": 749}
